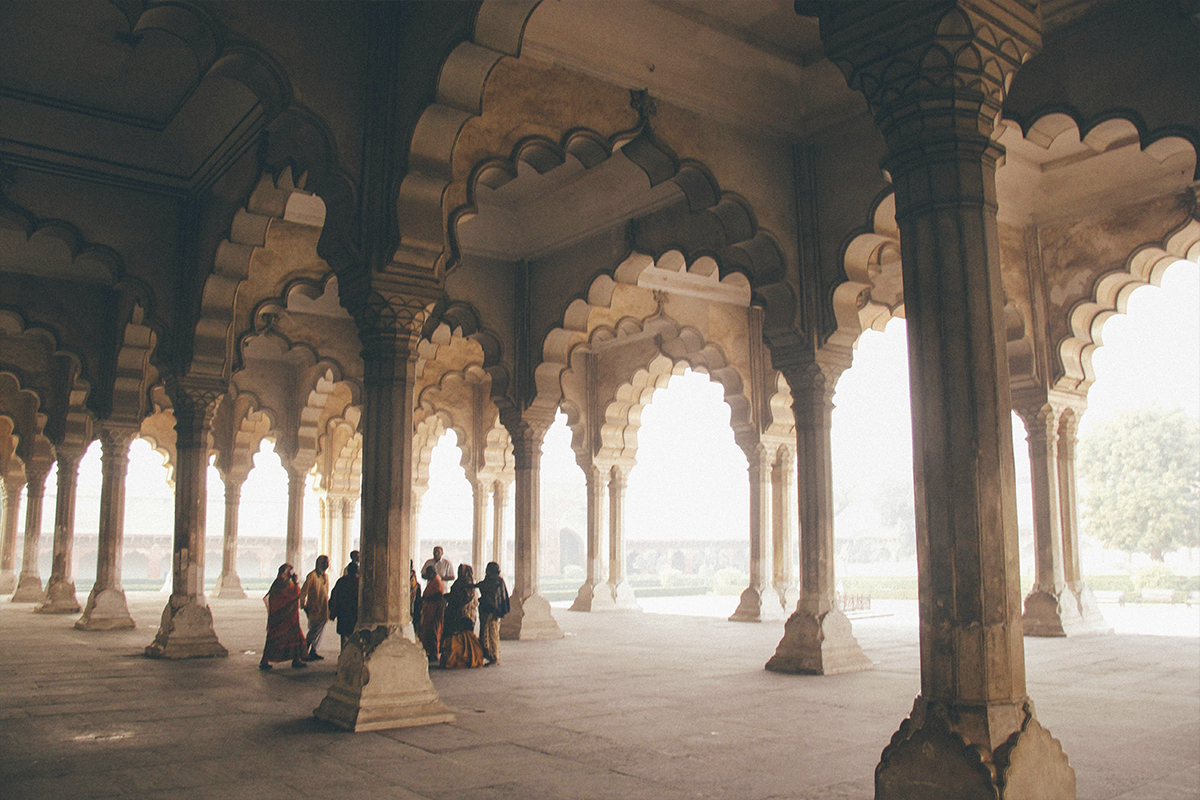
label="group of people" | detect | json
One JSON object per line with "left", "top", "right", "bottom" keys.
{"left": 414, "top": 546, "right": 510, "bottom": 669}
{"left": 257, "top": 545, "right": 510, "bottom": 672}
{"left": 258, "top": 550, "right": 360, "bottom": 670}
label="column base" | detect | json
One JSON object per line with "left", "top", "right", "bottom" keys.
{"left": 500, "top": 593, "right": 563, "bottom": 640}
{"left": 212, "top": 572, "right": 246, "bottom": 600}
{"left": 765, "top": 608, "right": 872, "bottom": 674}
{"left": 876, "top": 697, "right": 1076, "bottom": 800}
{"left": 144, "top": 595, "right": 228, "bottom": 659}
{"left": 10, "top": 573, "right": 43, "bottom": 602}
{"left": 34, "top": 578, "right": 81, "bottom": 613}
{"left": 568, "top": 580, "right": 641, "bottom": 612}
{"left": 569, "top": 580, "right": 615, "bottom": 611}
{"left": 0, "top": 569, "right": 15, "bottom": 594}
{"left": 608, "top": 579, "right": 640, "bottom": 610}
{"left": 1022, "top": 584, "right": 1111, "bottom": 637}
{"left": 776, "top": 581, "right": 799, "bottom": 612}
{"left": 729, "top": 585, "right": 786, "bottom": 622}
{"left": 314, "top": 625, "right": 454, "bottom": 732}
{"left": 76, "top": 586, "right": 135, "bottom": 630}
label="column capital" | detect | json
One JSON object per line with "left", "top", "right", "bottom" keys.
{"left": 818, "top": 1, "right": 1040, "bottom": 155}
{"left": 346, "top": 276, "right": 440, "bottom": 358}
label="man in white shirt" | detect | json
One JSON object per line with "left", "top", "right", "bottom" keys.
{"left": 421, "top": 546, "right": 455, "bottom": 583}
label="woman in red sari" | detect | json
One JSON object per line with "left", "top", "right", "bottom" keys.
{"left": 259, "top": 564, "right": 307, "bottom": 670}
{"left": 419, "top": 564, "right": 446, "bottom": 663}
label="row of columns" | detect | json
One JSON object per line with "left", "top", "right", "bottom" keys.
{"left": 470, "top": 478, "right": 509, "bottom": 575}
{"left": 569, "top": 461, "right": 636, "bottom": 612}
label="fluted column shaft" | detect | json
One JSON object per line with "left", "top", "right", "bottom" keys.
{"left": 1022, "top": 405, "right": 1066, "bottom": 596}
{"left": 285, "top": 467, "right": 305, "bottom": 569}
{"left": 77, "top": 425, "right": 138, "bottom": 629}
{"left": 213, "top": 478, "right": 246, "bottom": 599}
{"left": 570, "top": 461, "right": 612, "bottom": 611}
{"left": 12, "top": 460, "right": 51, "bottom": 602}
{"left": 471, "top": 480, "right": 488, "bottom": 573}
{"left": 771, "top": 451, "right": 798, "bottom": 605}
{"left": 491, "top": 480, "right": 507, "bottom": 568}
{"left": 314, "top": 308, "right": 453, "bottom": 731}
{"left": 144, "top": 384, "right": 227, "bottom": 658}
{"left": 1, "top": 477, "right": 25, "bottom": 594}
{"left": 607, "top": 467, "right": 630, "bottom": 594}
{"left": 731, "top": 443, "right": 782, "bottom": 621}
{"left": 500, "top": 415, "right": 562, "bottom": 639}
{"left": 37, "top": 445, "right": 85, "bottom": 613}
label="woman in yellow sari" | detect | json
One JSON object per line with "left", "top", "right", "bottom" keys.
{"left": 440, "top": 564, "right": 484, "bottom": 669}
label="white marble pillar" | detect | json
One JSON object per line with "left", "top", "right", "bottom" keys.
{"left": 145, "top": 383, "right": 227, "bottom": 658}
{"left": 11, "top": 459, "right": 51, "bottom": 602}
{"left": 1057, "top": 412, "right": 1109, "bottom": 634}
{"left": 285, "top": 465, "right": 305, "bottom": 570}
{"left": 212, "top": 478, "right": 246, "bottom": 599}
{"left": 771, "top": 449, "right": 799, "bottom": 610}
{"left": 0, "top": 475, "right": 25, "bottom": 594}
{"left": 339, "top": 494, "right": 357, "bottom": 572}
{"left": 767, "top": 361, "right": 870, "bottom": 672}
{"left": 37, "top": 444, "right": 86, "bottom": 613}
{"left": 491, "top": 479, "right": 507, "bottom": 569}
{"left": 314, "top": 319, "right": 452, "bottom": 731}
{"left": 77, "top": 424, "right": 138, "bottom": 629}
{"left": 570, "top": 462, "right": 615, "bottom": 611}
{"left": 731, "top": 443, "right": 785, "bottom": 621}
{"left": 819, "top": 7, "right": 1075, "bottom": 795}
{"left": 500, "top": 414, "right": 562, "bottom": 640}
{"left": 605, "top": 465, "right": 637, "bottom": 609}
{"left": 471, "top": 479, "right": 488, "bottom": 574}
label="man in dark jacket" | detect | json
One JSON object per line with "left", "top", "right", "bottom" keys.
{"left": 328, "top": 562, "right": 359, "bottom": 647}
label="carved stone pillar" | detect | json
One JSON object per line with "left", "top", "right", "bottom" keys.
{"left": 570, "top": 461, "right": 615, "bottom": 611}
{"left": 818, "top": 5, "right": 1075, "bottom": 796}
{"left": 314, "top": 297, "right": 452, "bottom": 731}
{"left": 768, "top": 359, "right": 869, "bottom": 672}
{"left": 316, "top": 492, "right": 331, "bottom": 561}
{"left": 491, "top": 479, "right": 507, "bottom": 568}
{"left": 471, "top": 479, "right": 488, "bottom": 573}
{"left": 500, "top": 413, "right": 563, "bottom": 640}
{"left": 145, "top": 382, "right": 227, "bottom": 658}
{"left": 212, "top": 478, "right": 246, "bottom": 599}
{"left": 340, "top": 494, "right": 357, "bottom": 571}
{"left": 285, "top": 465, "right": 306, "bottom": 569}
{"left": 1056, "top": 411, "right": 1108, "bottom": 635}
{"left": 12, "top": 456, "right": 52, "bottom": 602}
{"left": 37, "top": 443, "right": 86, "bottom": 613}
{"left": 1, "top": 474, "right": 25, "bottom": 594}
{"left": 771, "top": 448, "right": 799, "bottom": 610}
{"left": 77, "top": 424, "right": 139, "bottom": 629}
{"left": 606, "top": 465, "right": 637, "bottom": 609}
{"left": 732, "top": 442, "right": 785, "bottom": 621}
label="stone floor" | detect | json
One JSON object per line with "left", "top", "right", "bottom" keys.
{"left": 1, "top": 593, "right": 1197, "bottom": 800}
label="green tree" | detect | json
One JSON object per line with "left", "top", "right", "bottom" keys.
{"left": 1078, "top": 407, "right": 1200, "bottom": 561}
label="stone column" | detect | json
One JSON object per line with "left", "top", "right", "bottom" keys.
{"left": 77, "top": 424, "right": 139, "bottom": 629}
{"left": 145, "top": 382, "right": 227, "bottom": 658}
{"left": 1, "top": 474, "right": 25, "bottom": 594}
{"left": 819, "top": 6, "right": 1075, "bottom": 796}
{"left": 37, "top": 443, "right": 87, "bottom": 613}
{"left": 314, "top": 303, "right": 452, "bottom": 731}
{"left": 732, "top": 442, "right": 784, "bottom": 621}
{"left": 339, "top": 494, "right": 357, "bottom": 570}
{"left": 471, "top": 479, "right": 488, "bottom": 573}
{"left": 570, "top": 462, "right": 615, "bottom": 611}
{"left": 500, "top": 413, "right": 563, "bottom": 640}
{"left": 767, "top": 360, "right": 870, "bottom": 672}
{"left": 491, "top": 479, "right": 507, "bottom": 568}
{"left": 771, "top": 448, "right": 799, "bottom": 611}
{"left": 212, "top": 478, "right": 246, "bottom": 599}
{"left": 1057, "top": 411, "right": 1108, "bottom": 634}
{"left": 11, "top": 457, "right": 52, "bottom": 602}
{"left": 285, "top": 465, "right": 306, "bottom": 569}
{"left": 606, "top": 465, "right": 637, "bottom": 608}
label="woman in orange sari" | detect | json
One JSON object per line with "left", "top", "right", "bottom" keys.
{"left": 419, "top": 564, "right": 446, "bottom": 663}
{"left": 259, "top": 563, "right": 307, "bottom": 669}
{"left": 441, "top": 564, "right": 484, "bottom": 669}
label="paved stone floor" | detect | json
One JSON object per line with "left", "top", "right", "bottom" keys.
{"left": 2, "top": 594, "right": 1197, "bottom": 800}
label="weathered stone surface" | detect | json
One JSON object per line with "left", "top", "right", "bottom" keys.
{"left": 144, "top": 596, "right": 227, "bottom": 659}
{"left": 10, "top": 573, "right": 42, "bottom": 603}
{"left": 75, "top": 586, "right": 135, "bottom": 630}
{"left": 501, "top": 593, "right": 564, "bottom": 640}
{"left": 766, "top": 608, "right": 873, "bottom": 675}
{"left": 34, "top": 577, "right": 80, "bottom": 614}
{"left": 314, "top": 626, "right": 453, "bottom": 732}
{"left": 729, "top": 585, "right": 786, "bottom": 623}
